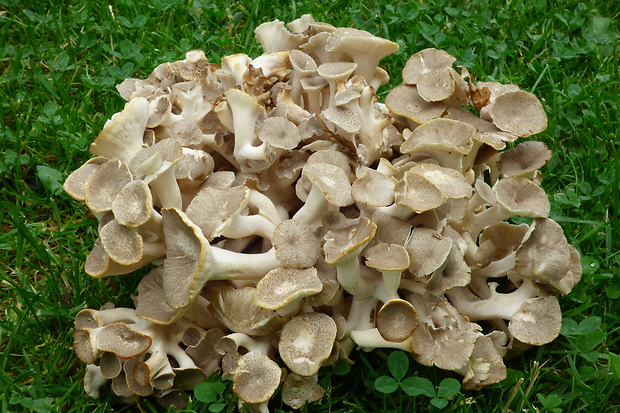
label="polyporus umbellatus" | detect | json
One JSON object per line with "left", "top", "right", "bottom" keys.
{"left": 66, "top": 14, "right": 581, "bottom": 410}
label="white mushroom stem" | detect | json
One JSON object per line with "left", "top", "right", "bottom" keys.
{"left": 225, "top": 88, "right": 269, "bottom": 170}
{"left": 218, "top": 214, "right": 277, "bottom": 240}
{"left": 335, "top": 257, "right": 375, "bottom": 299}
{"left": 350, "top": 328, "right": 413, "bottom": 352}
{"left": 377, "top": 202, "right": 416, "bottom": 221}
{"left": 224, "top": 332, "right": 273, "bottom": 355}
{"left": 248, "top": 189, "right": 284, "bottom": 224}
{"left": 139, "top": 153, "right": 183, "bottom": 210}
{"left": 84, "top": 364, "right": 108, "bottom": 398}
{"left": 292, "top": 182, "right": 330, "bottom": 224}
{"left": 473, "top": 253, "right": 516, "bottom": 278}
{"left": 447, "top": 279, "right": 541, "bottom": 321}
{"left": 346, "top": 296, "right": 378, "bottom": 332}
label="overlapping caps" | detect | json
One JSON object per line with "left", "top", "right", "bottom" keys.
{"left": 65, "top": 14, "right": 581, "bottom": 411}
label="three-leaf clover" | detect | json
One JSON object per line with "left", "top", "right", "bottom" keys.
{"left": 194, "top": 373, "right": 230, "bottom": 412}
{"left": 374, "top": 351, "right": 461, "bottom": 409}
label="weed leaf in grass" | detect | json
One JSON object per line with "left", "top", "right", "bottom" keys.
{"left": 388, "top": 350, "right": 409, "bottom": 381}
{"left": 375, "top": 375, "right": 399, "bottom": 394}
{"left": 609, "top": 353, "right": 620, "bottom": 380}
{"left": 401, "top": 376, "right": 436, "bottom": 398}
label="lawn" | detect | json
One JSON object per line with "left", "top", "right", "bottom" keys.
{"left": 1, "top": 0, "right": 619, "bottom": 412}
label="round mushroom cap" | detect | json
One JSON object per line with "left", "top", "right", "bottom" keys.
{"left": 364, "top": 243, "right": 409, "bottom": 271}
{"left": 99, "top": 219, "right": 143, "bottom": 266}
{"left": 409, "top": 164, "right": 473, "bottom": 200}
{"left": 302, "top": 162, "right": 354, "bottom": 207}
{"left": 233, "top": 351, "right": 282, "bottom": 404}
{"left": 112, "top": 180, "right": 154, "bottom": 228}
{"left": 208, "top": 286, "right": 285, "bottom": 336}
{"left": 323, "top": 217, "right": 377, "bottom": 265}
{"left": 462, "top": 335, "right": 507, "bottom": 390}
{"left": 411, "top": 320, "right": 478, "bottom": 370}
{"left": 279, "top": 312, "right": 337, "bottom": 376}
{"left": 99, "top": 351, "right": 123, "bottom": 379}
{"left": 402, "top": 48, "right": 457, "bottom": 102}
{"left": 185, "top": 329, "right": 226, "bottom": 377}
{"left": 499, "top": 141, "right": 552, "bottom": 177}
{"left": 494, "top": 177, "right": 550, "bottom": 217}
{"left": 405, "top": 228, "right": 453, "bottom": 278}
{"left": 89, "top": 97, "right": 150, "bottom": 163}
{"left": 185, "top": 185, "right": 249, "bottom": 241}
{"left": 394, "top": 171, "right": 443, "bottom": 213}
{"left": 63, "top": 157, "right": 109, "bottom": 202}
{"left": 515, "top": 218, "right": 571, "bottom": 284}
{"left": 489, "top": 90, "right": 547, "bottom": 137}
{"left": 84, "top": 159, "right": 133, "bottom": 213}
{"left": 254, "top": 267, "right": 323, "bottom": 310}
{"left": 323, "top": 106, "right": 361, "bottom": 134}
{"left": 129, "top": 138, "right": 184, "bottom": 180}
{"left": 134, "top": 267, "right": 179, "bottom": 324}
{"left": 258, "top": 117, "right": 302, "bottom": 150}
{"left": 282, "top": 373, "right": 326, "bottom": 409}
{"left": 75, "top": 308, "right": 102, "bottom": 330}
{"left": 73, "top": 329, "right": 99, "bottom": 365}
{"left": 479, "top": 222, "right": 529, "bottom": 262}
{"left": 96, "top": 322, "right": 152, "bottom": 359}
{"left": 376, "top": 299, "right": 418, "bottom": 342}
{"left": 352, "top": 168, "right": 395, "bottom": 207}
{"left": 425, "top": 244, "right": 471, "bottom": 296}
{"left": 508, "top": 296, "right": 562, "bottom": 345}
{"left": 385, "top": 84, "right": 445, "bottom": 124}
{"left": 317, "top": 61, "right": 357, "bottom": 81}
{"left": 272, "top": 219, "right": 320, "bottom": 268}
{"left": 400, "top": 118, "right": 475, "bottom": 156}
{"left": 124, "top": 357, "right": 154, "bottom": 397}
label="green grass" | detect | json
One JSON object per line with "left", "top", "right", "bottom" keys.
{"left": 1, "top": 0, "right": 618, "bottom": 411}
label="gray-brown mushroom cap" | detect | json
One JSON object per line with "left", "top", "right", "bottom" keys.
{"left": 394, "top": 171, "right": 443, "bottom": 214}
{"left": 112, "top": 179, "right": 157, "bottom": 228}
{"left": 99, "top": 351, "right": 123, "bottom": 379}
{"left": 302, "top": 162, "right": 354, "bottom": 207}
{"left": 84, "top": 159, "right": 133, "bottom": 213}
{"left": 254, "top": 266, "right": 322, "bottom": 311}
{"left": 508, "top": 296, "right": 562, "bottom": 345}
{"left": 99, "top": 219, "right": 143, "bottom": 266}
{"left": 376, "top": 299, "right": 418, "bottom": 343}
{"left": 402, "top": 48, "right": 458, "bottom": 102}
{"left": 515, "top": 218, "right": 571, "bottom": 284}
{"left": 282, "top": 373, "right": 326, "bottom": 409}
{"left": 279, "top": 312, "right": 338, "bottom": 376}
{"left": 489, "top": 90, "right": 547, "bottom": 137}
{"left": 495, "top": 177, "right": 550, "bottom": 217}
{"left": 499, "top": 141, "right": 552, "bottom": 177}
{"left": 63, "top": 157, "right": 109, "bottom": 202}
{"left": 323, "top": 217, "right": 377, "bottom": 265}
{"left": 233, "top": 351, "right": 282, "bottom": 404}
{"left": 208, "top": 286, "right": 285, "bottom": 336}
{"left": 400, "top": 118, "right": 475, "bottom": 158}
{"left": 134, "top": 267, "right": 179, "bottom": 324}
{"left": 185, "top": 186, "right": 249, "bottom": 241}
{"left": 385, "top": 84, "right": 445, "bottom": 125}
{"left": 405, "top": 228, "right": 453, "bottom": 278}
{"left": 258, "top": 117, "right": 302, "bottom": 150}
{"left": 96, "top": 322, "right": 152, "bottom": 359}
{"left": 272, "top": 219, "right": 320, "bottom": 268}
{"left": 411, "top": 320, "right": 479, "bottom": 371}
{"left": 352, "top": 168, "right": 395, "bottom": 207}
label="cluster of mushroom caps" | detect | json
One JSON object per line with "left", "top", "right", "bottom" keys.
{"left": 65, "top": 15, "right": 582, "bottom": 411}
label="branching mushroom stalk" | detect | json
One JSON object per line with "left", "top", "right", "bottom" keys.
{"left": 66, "top": 14, "right": 581, "bottom": 412}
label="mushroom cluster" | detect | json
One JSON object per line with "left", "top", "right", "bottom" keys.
{"left": 66, "top": 15, "right": 581, "bottom": 410}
